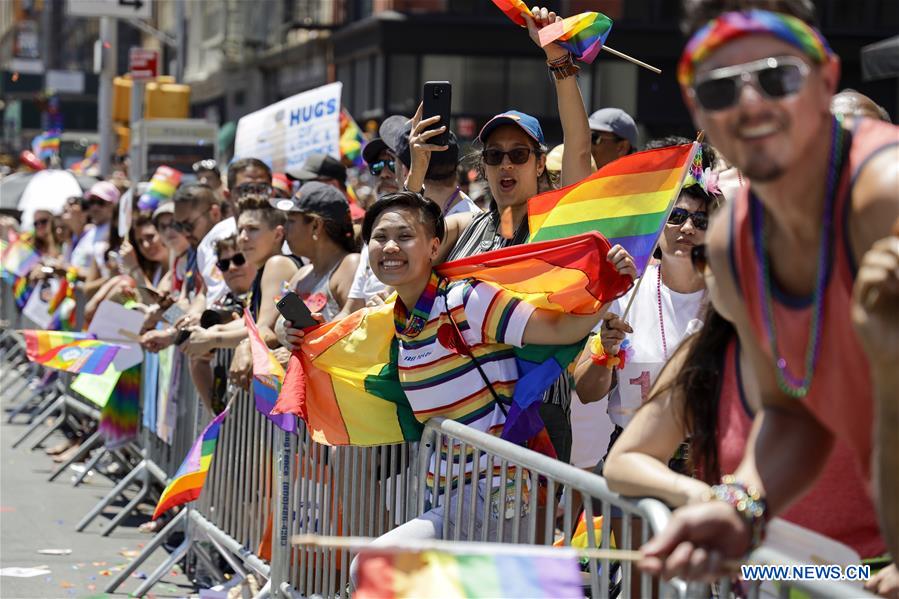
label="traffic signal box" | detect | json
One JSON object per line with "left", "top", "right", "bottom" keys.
{"left": 113, "top": 75, "right": 191, "bottom": 152}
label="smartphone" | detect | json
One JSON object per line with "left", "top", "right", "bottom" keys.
{"left": 161, "top": 303, "right": 186, "bottom": 325}
{"left": 276, "top": 292, "right": 318, "bottom": 329}
{"left": 422, "top": 81, "right": 452, "bottom": 147}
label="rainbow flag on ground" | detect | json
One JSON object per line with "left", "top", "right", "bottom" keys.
{"left": 339, "top": 107, "right": 365, "bottom": 167}
{"left": 23, "top": 330, "right": 122, "bottom": 375}
{"left": 491, "top": 0, "right": 613, "bottom": 63}
{"left": 275, "top": 232, "right": 632, "bottom": 446}
{"left": 245, "top": 310, "right": 296, "bottom": 433}
{"left": 152, "top": 407, "right": 230, "bottom": 520}
{"left": 354, "top": 547, "right": 583, "bottom": 598}
{"left": 529, "top": 143, "right": 698, "bottom": 276}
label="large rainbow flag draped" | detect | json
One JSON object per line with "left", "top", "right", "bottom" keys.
{"left": 276, "top": 233, "right": 632, "bottom": 446}
{"left": 491, "top": 0, "right": 613, "bottom": 63}
{"left": 152, "top": 407, "right": 229, "bottom": 520}
{"left": 245, "top": 310, "right": 296, "bottom": 433}
{"left": 23, "top": 330, "right": 122, "bottom": 375}
{"left": 339, "top": 107, "right": 365, "bottom": 167}
{"left": 354, "top": 547, "right": 583, "bottom": 599}
{"left": 529, "top": 143, "right": 698, "bottom": 276}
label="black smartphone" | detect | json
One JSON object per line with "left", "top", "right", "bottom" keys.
{"left": 422, "top": 81, "right": 452, "bottom": 147}
{"left": 276, "top": 292, "right": 318, "bottom": 329}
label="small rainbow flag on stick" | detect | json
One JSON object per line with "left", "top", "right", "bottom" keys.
{"left": 1, "top": 238, "right": 40, "bottom": 279}
{"left": 354, "top": 547, "right": 584, "bottom": 598}
{"left": 339, "top": 107, "right": 365, "bottom": 167}
{"left": 23, "top": 330, "right": 122, "bottom": 375}
{"left": 245, "top": 310, "right": 296, "bottom": 433}
{"left": 528, "top": 143, "right": 698, "bottom": 276}
{"left": 138, "top": 166, "right": 182, "bottom": 211}
{"left": 152, "top": 407, "right": 229, "bottom": 520}
{"left": 491, "top": 0, "right": 612, "bottom": 63}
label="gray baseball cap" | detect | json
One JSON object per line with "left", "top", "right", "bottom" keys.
{"left": 379, "top": 115, "right": 411, "bottom": 154}
{"left": 588, "top": 108, "right": 638, "bottom": 148}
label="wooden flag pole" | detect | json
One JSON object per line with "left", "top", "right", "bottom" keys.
{"left": 292, "top": 534, "right": 744, "bottom": 571}
{"left": 602, "top": 45, "right": 662, "bottom": 74}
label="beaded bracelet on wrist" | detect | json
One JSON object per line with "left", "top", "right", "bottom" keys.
{"left": 705, "top": 475, "right": 768, "bottom": 550}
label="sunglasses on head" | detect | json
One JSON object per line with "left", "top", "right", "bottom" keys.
{"left": 369, "top": 159, "right": 396, "bottom": 176}
{"left": 667, "top": 207, "right": 709, "bottom": 230}
{"left": 216, "top": 253, "right": 246, "bottom": 272}
{"left": 482, "top": 147, "right": 535, "bottom": 166}
{"left": 692, "top": 55, "right": 810, "bottom": 112}
{"left": 690, "top": 244, "right": 708, "bottom": 274}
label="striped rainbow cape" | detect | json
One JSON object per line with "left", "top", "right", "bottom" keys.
{"left": 275, "top": 232, "right": 632, "bottom": 446}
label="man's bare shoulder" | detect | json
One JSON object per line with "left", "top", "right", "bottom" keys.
{"left": 850, "top": 143, "right": 899, "bottom": 257}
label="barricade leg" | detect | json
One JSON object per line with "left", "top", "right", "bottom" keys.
{"left": 76, "top": 460, "right": 147, "bottom": 532}
{"left": 2, "top": 364, "right": 33, "bottom": 401}
{"left": 72, "top": 447, "right": 107, "bottom": 487}
{"left": 11, "top": 395, "right": 63, "bottom": 448}
{"left": 4, "top": 381, "right": 47, "bottom": 422}
{"left": 28, "top": 409, "right": 70, "bottom": 450}
{"left": 132, "top": 530, "right": 191, "bottom": 597}
{"left": 105, "top": 508, "right": 189, "bottom": 593}
{"left": 48, "top": 429, "right": 101, "bottom": 482}
{"left": 101, "top": 466, "right": 151, "bottom": 536}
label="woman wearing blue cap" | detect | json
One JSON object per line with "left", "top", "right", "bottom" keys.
{"left": 403, "top": 6, "right": 599, "bottom": 464}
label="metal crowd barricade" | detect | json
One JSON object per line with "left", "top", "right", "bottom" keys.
{"left": 271, "top": 426, "right": 419, "bottom": 598}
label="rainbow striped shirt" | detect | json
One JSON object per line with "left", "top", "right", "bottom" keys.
{"left": 397, "top": 278, "right": 535, "bottom": 488}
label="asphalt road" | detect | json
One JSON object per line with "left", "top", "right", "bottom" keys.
{"left": 0, "top": 392, "right": 194, "bottom": 598}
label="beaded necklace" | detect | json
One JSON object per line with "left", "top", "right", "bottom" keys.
{"left": 656, "top": 264, "right": 706, "bottom": 360}
{"left": 394, "top": 270, "right": 440, "bottom": 337}
{"left": 752, "top": 115, "right": 843, "bottom": 398}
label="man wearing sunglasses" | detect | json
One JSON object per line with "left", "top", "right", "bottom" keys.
{"left": 587, "top": 107, "right": 638, "bottom": 170}
{"left": 641, "top": 7, "right": 899, "bottom": 585}
{"left": 225, "top": 157, "right": 272, "bottom": 215}
{"left": 361, "top": 136, "right": 400, "bottom": 198}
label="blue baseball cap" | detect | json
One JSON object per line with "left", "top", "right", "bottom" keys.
{"left": 478, "top": 110, "right": 545, "bottom": 146}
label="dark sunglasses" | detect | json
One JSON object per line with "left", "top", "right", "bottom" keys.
{"left": 692, "top": 55, "right": 810, "bottom": 112}
{"left": 691, "top": 244, "right": 708, "bottom": 274}
{"left": 591, "top": 131, "right": 621, "bottom": 145}
{"left": 369, "top": 159, "right": 396, "bottom": 176}
{"left": 667, "top": 207, "right": 709, "bottom": 230}
{"left": 234, "top": 182, "right": 272, "bottom": 198}
{"left": 482, "top": 147, "right": 534, "bottom": 166}
{"left": 33, "top": 218, "right": 50, "bottom": 227}
{"left": 85, "top": 198, "right": 106, "bottom": 208}
{"left": 216, "top": 253, "right": 247, "bottom": 272}
{"left": 173, "top": 213, "right": 205, "bottom": 234}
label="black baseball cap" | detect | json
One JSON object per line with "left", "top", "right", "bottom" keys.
{"left": 270, "top": 181, "right": 350, "bottom": 223}
{"left": 288, "top": 153, "right": 347, "bottom": 185}
{"left": 362, "top": 137, "right": 390, "bottom": 165}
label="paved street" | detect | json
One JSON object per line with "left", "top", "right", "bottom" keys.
{"left": 0, "top": 400, "right": 193, "bottom": 598}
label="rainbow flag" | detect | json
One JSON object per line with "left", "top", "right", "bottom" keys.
{"left": 339, "top": 107, "right": 365, "bottom": 167}
{"left": 554, "top": 512, "right": 616, "bottom": 567}
{"left": 1, "top": 238, "right": 40, "bottom": 279}
{"left": 70, "top": 144, "right": 99, "bottom": 174}
{"left": 23, "top": 330, "right": 121, "bottom": 375}
{"left": 152, "top": 407, "right": 229, "bottom": 520}
{"left": 491, "top": 0, "right": 613, "bottom": 63}
{"left": 32, "top": 130, "right": 61, "bottom": 159}
{"left": 13, "top": 276, "right": 32, "bottom": 309}
{"left": 138, "top": 165, "right": 181, "bottom": 211}
{"left": 354, "top": 548, "right": 583, "bottom": 598}
{"left": 276, "top": 233, "right": 632, "bottom": 446}
{"left": 528, "top": 143, "right": 698, "bottom": 276}
{"left": 46, "top": 269, "right": 77, "bottom": 315}
{"left": 98, "top": 364, "right": 141, "bottom": 449}
{"left": 245, "top": 310, "right": 296, "bottom": 432}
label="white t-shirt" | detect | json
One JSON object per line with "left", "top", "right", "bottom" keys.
{"left": 85, "top": 222, "right": 111, "bottom": 278}
{"left": 68, "top": 224, "right": 96, "bottom": 272}
{"left": 348, "top": 191, "right": 480, "bottom": 301}
{"left": 599, "top": 264, "right": 705, "bottom": 428}
{"left": 197, "top": 217, "right": 237, "bottom": 307}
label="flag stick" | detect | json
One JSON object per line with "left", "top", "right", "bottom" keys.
{"left": 602, "top": 45, "right": 662, "bottom": 74}
{"left": 292, "top": 534, "right": 743, "bottom": 571}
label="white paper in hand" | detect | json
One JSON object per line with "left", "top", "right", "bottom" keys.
{"left": 88, "top": 300, "right": 145, "bottom": 370}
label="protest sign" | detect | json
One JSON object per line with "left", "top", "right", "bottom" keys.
{"left": 88, "top": 301, "right": 144, "bottom": 370}
{"left": 234, "top": 82, "right": 342, "bottom": 174}
{"left": 21, "top": 279, "right": 57, "bottom": 329}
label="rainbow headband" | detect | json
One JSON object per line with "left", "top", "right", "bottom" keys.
{"left": 677, "top": 9, "right": 833, "bottom": 87}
